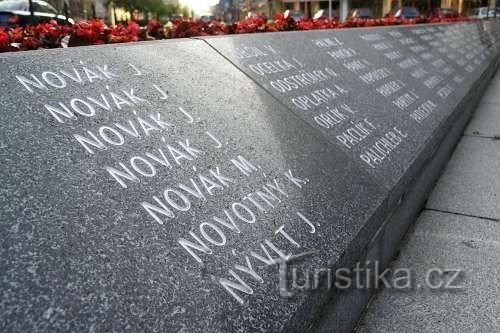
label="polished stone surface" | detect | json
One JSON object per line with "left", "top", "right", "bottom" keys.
{"left": 205, "top": 22, "right": 500, "bottom": 188}
{"left": 0, "top": 40, "right": 387, "bottom": 331}
{"left": 0, "top": 21, "right": 499, "bottom": 332}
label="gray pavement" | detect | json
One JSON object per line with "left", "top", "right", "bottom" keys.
{"left": 356, "top": 70, "right": 500, "bottom": 332}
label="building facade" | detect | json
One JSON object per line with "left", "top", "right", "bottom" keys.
{"left": 227, "top": 0, "right": 496, "bottom": 21}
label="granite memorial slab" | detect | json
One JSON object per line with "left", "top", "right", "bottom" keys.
{"left": 0, "top": 40, "right": 390, "bottom": 331}
{"left": 1, "top": 21, "right": 499, "bottom": 332}
{"left": 204, "top": 21, "right": 500, "bottom": 190}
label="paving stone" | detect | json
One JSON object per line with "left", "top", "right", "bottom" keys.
{"left": 465, "top": 103, "right": 500, "bottom": 137}
{"left": 479, "top": 82, "right": 500, "bottom": 104}
{"left": 426, "top": 136, "right": 500, "bottom": 220}
{"left": 356, "top": 210, "right": 500, "bottom": 333}
{"left": 491, "top": 69, "right": 500, "bottom": 84}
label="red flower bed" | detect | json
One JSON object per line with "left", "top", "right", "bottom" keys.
{"left": 0, "top": 14, "right": 474, "bottom": 53}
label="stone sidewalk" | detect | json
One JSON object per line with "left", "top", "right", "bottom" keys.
{"left": 355, "top": 71, "right": 500, "bottom": 332}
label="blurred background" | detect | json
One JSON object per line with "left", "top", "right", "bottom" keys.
{"left": 74, "top": 0, "right": 499, "bottom": 24}
{"left": 0, "top": 0, "right": 498, "bottom": 30}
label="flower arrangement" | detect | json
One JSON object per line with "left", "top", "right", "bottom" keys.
{"left": 0, "top": 20, "right": 70, "bottom": 51}
{"left": 0, "top": 14, "right": 474, "bottom": 53}
{"left": 235, "top": 13, "right": 268, "bottom": 34}
{"left": 69, "top": 19, "right": 106, "bottom": 46}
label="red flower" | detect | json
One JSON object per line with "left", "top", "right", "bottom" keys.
{"left": 272, "top": 12, "right": 296, "bottom": 31}
{"left": 127, "top": 21, "right": 141, "bottom": 39}
{"left": 107, "top": 23, "right": 132, "bottom": 43}
{"left": 172, "top": 20, "right": 203, "bottom": 38}
{"left": 0, "top": 13, "right": 482, "bottom": 53}
{"left": 70, "top": 19, "right": 106, "bottom": 46}
{"left": 381, "top": 17, "right": 399, "bottom": 25}
{"left": 274, "top": 12, "right": 284, "bottom": 21}
{"left": 0, "top": 27, "right": 11, "bottom": 51}
{"left": 206, "top": 21, "right": 229, "bottom": 35}
{"left": 312, "top": 18, "right": 337, "bottom": 29}
{"left": 21, "top": 36, "right": 42, "bottom": 50}
{"left": 297, "top": 19, "right": 314, "bottom": 30}
{"left": 147, "top": 19, "right": 164, "bottom": 39}
{"left": 147, "top": 19, "right": 162, "bottom": 32}
{"left": 235, "top": 13, "right": 267, "bottom": 34}
{"left": 31, "top": 20, "right": 70, "bottom": 48}
{"left": 9, "top": 27, "right": 24, "bottom": 43}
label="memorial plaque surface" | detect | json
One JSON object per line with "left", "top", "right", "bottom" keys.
{"left": 205, "top": 21, "right": 500, "bottom": 189}
{"left": 0, "top": 40, "right": 387, "bottom": 331}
